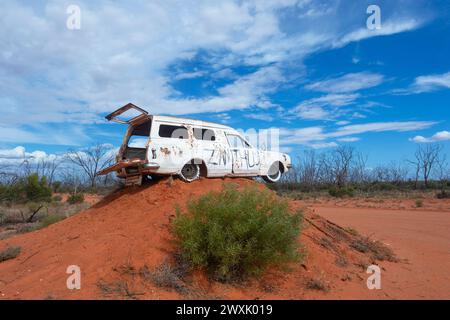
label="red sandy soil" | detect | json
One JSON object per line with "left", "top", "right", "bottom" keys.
{"left": 311, "top": 206, "right": 450, "bottom": 299}
{"left": 0, "top": 178, "right": 447, "bottom": 300}
{"left": 56, "top": 193, "right": 103, "bottom": 206}
{"left": 303, "top": 196, "right": 450, "bottom": 212}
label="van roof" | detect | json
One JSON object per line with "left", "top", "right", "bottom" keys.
{"left": 152, "top": 115, "right": 234, "bottom": 131}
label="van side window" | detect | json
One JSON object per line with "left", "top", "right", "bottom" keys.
{"left": 159, "top": 124, "right": 188, "bottom": 139}
{"left": 226, "top": 134, "right": 245, "bottom": 148}
{"left": 193, "top": 128, "right": 216, "bottom": 141}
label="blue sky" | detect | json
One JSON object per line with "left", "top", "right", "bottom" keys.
{"left": 0, "top": 0, "right": 449, "bottom": 167}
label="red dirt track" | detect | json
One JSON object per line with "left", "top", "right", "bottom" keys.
{"left": 314, "top": 206, "right": 450, "bottom": 299}
{"left": 0, "top": 178, "right": 448, "bottom": 299}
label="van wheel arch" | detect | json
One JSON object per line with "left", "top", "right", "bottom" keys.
{"left": 263, "top": 161, "right": 283, "bottom": 183}
{"left": 179, "top": 159, "right": 207, "bottom": 182}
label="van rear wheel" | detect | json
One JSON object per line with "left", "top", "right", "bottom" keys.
{"left": 180, "top": 163, "right": 200, "bottom": 182}
{"left": 263, "top": 162, "right": 282, "bottom": 183}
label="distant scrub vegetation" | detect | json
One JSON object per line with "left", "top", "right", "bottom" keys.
{"left": 270, "top": 144, "right": 449, "bottom": 198}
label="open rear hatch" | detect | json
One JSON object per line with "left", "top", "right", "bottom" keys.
{"left": 97, "top": 103, "right": 151, "bottom": 177}
{"left": 105, "top": 102, "right": 149, "bottom": 125}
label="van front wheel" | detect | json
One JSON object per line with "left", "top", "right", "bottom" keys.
{"left": 180, "top": 163, "right": 200, "bottom": 182}
{"left": 263, "top": 162, "right": 282, "bottom": 183}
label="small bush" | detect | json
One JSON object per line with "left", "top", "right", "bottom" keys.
{"left": 52, "top": 195, "right": 63, "bottom": 202}
{"left": 67, "top": 193, "right": 84, "bottom": 204}
{"left": 436, "top": 190, "right": 450, "bottom": 199}
{"left": 140, "top": 261, "right": 187, "bottom": 294}
{"left": 305, "top": 278, "right": 329, "bottom": 292}
{"left": 0, "top": 246, "right": 21, "bottom": 262}
{"left": 25, "top": 174, "right": 52, "bottom": 202}
{"left": 0, "top": 174, "right": 52, "bottom": 203}
{"left": 328, "top": 186, "right": 354, "bottom": 198}
{"left": 415, "top": 199, "right": 423, "bottom": 208}
{"left": 39, "top": 214, "right": 66, "bottom": 228}
{"left": 173, "top": 184, "right": 303, "bottom": 281}
{"left": 351, "top": 237, "right": 397, "bottom": 262}
{"left": 52, "top": 181, "right": 62, "bottom": 193}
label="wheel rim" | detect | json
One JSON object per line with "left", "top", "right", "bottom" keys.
{"left": 181, "top": 164, "right": 199, "bottom": 181}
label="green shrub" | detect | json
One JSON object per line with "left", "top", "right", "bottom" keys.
{"left": 67, "top": 193, "right": 84, "bottom": 204}
{"left": 24, "top": 174, "right": 52, "bottom": 202}
{"left": 52, "top": 181, "right": 62, "bottom": 193}
{"left": 0, "top": 174, "right": 52, "bottom": 203}
{"left": 328, "top": 186, "right": 354, "bottom": 198}
{"left": 415, "top": 199, "right": 423, "bottom": 208}
{"left": 52, "top": 195, "right": 63, "bottom": 202}
{"left": 173, "top": 184, "right": 303, "bottom": 281}
{"left": 39, "top": 214, "right": 66, "bottom": 228}
{"left": 0, "top": 246, "right": 21, "bottom": 262}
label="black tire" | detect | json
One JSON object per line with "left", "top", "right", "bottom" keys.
{"left": 263, "top": 162, "right": 282, "bottom": 183}
{"left": 179, "top": 163, "right": 200, "bottom": 182}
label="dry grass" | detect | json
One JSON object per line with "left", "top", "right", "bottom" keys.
{"left": 335, "top": 254, "right": 348, "bottom": 268}
{"left": 0, "top": 202, "right": 89, "bottom": 240}
{"left": 351, "top": 237, "right": 397, "bottom": 262}
{"left": 140, "top": 259, "right": 189, "bottom": 295}
{"left": 97, "top": 279, "right": 144, "bottom": 299}
{"left": 0, "top": 246, "right": 21, "bottom": 262}
{"left": 415, "top": 199, "right": 424, "bottom": 208}
{"left": 305, "top": 278, "right": 330, "bottom": 292}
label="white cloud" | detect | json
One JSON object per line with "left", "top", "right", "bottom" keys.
{"left": 0, "top": 1, "right": 429, "bottom": 145}
{"left": 0, "top": 146, "right": 56, "bottom": 166}
{"left": 293, "top": 105, "right": 328, "bottom": 120}
{"left": 305, "top": 72, "right": 384, "bottom": 93}
{"left": 337, "top": 137, "right": 360, "bottom": 142}
{"left": 292, "top": 93, "right": 360, "bottom": 120}
{"left": 410, "top": 72, "right": 450, "bottom": 93}
{"left": 245, "top": 113, "right": 275, "bottom": 122}
{"left": 410, "top": 130, "right": 450, "bottom": 143}
{"left": 331, "top": 121, "right": 436, "bottom": 137}
{"left": 293, "top": 72, "right": 384, "bottom": 120}
{"left": 174, "top": 71, "right": 205, "bottom": 81}
{"left": 333, "top": 19, "right": 422, "bottom": 48}
{"left": 279, "top": 120, "right": 436, "bottom": 148}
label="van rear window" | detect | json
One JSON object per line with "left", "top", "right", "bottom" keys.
{"left": 193, "top": 128, "right": 216, "bottom": 141}
{"left": 158, "top": 124, "right": 188, "bottom": 139}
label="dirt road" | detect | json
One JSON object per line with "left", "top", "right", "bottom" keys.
{"left": 314, "top": 206, "right": 450, "bottom": 299}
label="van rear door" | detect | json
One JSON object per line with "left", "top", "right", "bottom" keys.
{"left": 97, "top": 103, "right": 151, "bottom": 176}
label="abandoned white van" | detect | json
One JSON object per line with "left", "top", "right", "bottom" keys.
{"left": 97, "top": 103, "right": 292, "bottom": 185}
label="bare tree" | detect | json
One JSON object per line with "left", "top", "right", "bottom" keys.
{"left": 317, "top": 151, "right": 334, "bottom": 185}
{"left": 66, "top": 144, "right": 115, "bottom": 188}
{"left": 331, "top": 146, "right": 354, "bottom": 187}
{"left": 435, "top": 152, "right": 449, "bottom": 191}
{"left": 410, "top": 144, "right": 443, "bottom": 188}
{"left": 371, "top": 161, "right": 408, "bottom": 184}
{"left": 35, "top": 157, "right": 62, "bottom": 185}
{"left": 314, "top": 146, "right": 356, "bottom": 187}
{"left": 299, "top": 150, "right": 317, "bottom": 187}
{"left": 350, "top": 151, "right": 368, "bottom": 184}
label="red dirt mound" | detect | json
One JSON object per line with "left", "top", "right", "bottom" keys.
{"left": 0, "top": 178, "right": 394, "bottom": 300}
